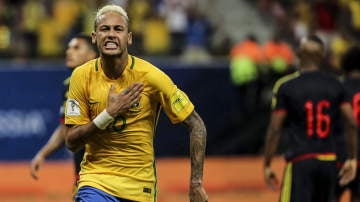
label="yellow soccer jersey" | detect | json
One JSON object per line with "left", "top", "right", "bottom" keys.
{"left": 65, "top": 55, "right": 194, "bottom": 202}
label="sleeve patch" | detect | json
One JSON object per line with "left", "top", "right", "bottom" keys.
{"left": 170, "top": 90, "right": 189, "bottom": 112}
{"left": 66, "top": 99, "right": 81, "bottom": 116}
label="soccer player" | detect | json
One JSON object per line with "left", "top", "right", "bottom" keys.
{"left": 333, "top": 46, "right": 360, "bottom": 202}
{"left": 64, "top": 4, "right": 208, "bottom": 202}
{"left": 30, "top": 34, "right": 98, "bottom": 181}
{"left": 263, "top": 35, "right": 357, "bottom": 202}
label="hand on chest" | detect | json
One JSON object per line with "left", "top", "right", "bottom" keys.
{"left": 88, "top": 80, "right": 151, "bottom": 118}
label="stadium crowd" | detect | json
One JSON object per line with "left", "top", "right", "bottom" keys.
{"left": 0, "top": 0, "right": 215, "bottom": 62}
{"left": 0, "top": 0, "right": 358, "bottom": 71}
{"left": 228, "top": 0, "right": 360, "bottom": 114}
{"left": 255, "top": 0, "right": 360, "bottom": 73}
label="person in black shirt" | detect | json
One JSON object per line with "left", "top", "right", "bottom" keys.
{"left": 30, "top": 34, "right": 98, "bottom": 185}
{"left": 263, "top": 35, "right": 357, "bottom": 202}
{"left": 333, "top": 46, "right": 360, "bottom": 202}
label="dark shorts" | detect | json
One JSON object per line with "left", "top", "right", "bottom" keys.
{"left": 280, "top": 158, "right": 337, "bottom": 202}
{"left": 75, "top": 186, "right": 135, "bottom": 202}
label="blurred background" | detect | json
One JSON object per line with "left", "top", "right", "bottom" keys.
{"left": 0, "top": 0, "right": 357, "bottom": 201}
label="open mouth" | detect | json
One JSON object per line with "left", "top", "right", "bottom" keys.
{"left": 104, "top": 41, "right": 118, "bottom": 50}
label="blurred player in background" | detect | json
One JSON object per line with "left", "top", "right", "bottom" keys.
{"left": 333, "top": 46, "right": 360, "bottom": 202}
{"left": 64, "top": 4, "right": 208, "bottom": 202}
{"left": 263, "top": 35, "right": 357, "bottom": 202}
{"left": 30, "top": 34, "right": 98, "bottom": 183}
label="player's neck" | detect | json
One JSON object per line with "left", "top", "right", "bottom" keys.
{"left": 101, "top": 53, "right": 128, "bottom": 79}
{"left": 300, "top": 62, "right": 319, "bottom": 72}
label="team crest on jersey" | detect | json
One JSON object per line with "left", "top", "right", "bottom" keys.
{"left": 66, "top": 99, "right": 80, "bottom": 116}
{"left": 170, "top": 90, "right": 188, "bottom": 112}
{"left": 128, "top": 99, "right": 142, "bottom": 115}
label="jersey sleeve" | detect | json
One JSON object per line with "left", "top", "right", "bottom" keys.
{"left": 147, "top": 68, "right": 194, "bottom": 124}
{"left": 65, "top": 68, "right": 91, "bottom": 125}
{"left": 271, "top": 80, "right": 288, "bottom": 111}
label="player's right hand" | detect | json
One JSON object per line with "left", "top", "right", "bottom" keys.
{"left": 30, "top": 154, "right": 45, "bottom": 180}
{"left": 107, "top": 82, "right": 144, "bottom": 117}
{"left": 264, "top": 166, "right": 279, "bottom": 190}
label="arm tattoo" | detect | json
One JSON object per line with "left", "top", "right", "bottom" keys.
{"left": 183, "top": 111, "right": 207, "bottom": 184}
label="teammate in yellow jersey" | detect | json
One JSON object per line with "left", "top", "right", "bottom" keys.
{"left": 64, "top": 4, "right": 208, "bottom": 202}
{"left": 30, "top": 34, "right": 98, "bottom": 182}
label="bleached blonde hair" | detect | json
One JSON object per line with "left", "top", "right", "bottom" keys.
{"left": 94, "top": 4, "right": 129, "bottom": 30}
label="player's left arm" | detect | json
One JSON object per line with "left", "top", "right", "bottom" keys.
{"left": 147, "top": 66, "right": 207, "bottom": 201}
{"left": 183, "top": 110, "right": 208, "bottom": 202}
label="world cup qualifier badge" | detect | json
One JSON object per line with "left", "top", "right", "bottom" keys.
{"left": 66, "top": 99, "right": 81, "bottom": 116}
{"left": 170, "top": 90, "right": 188, "bottom": 112}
